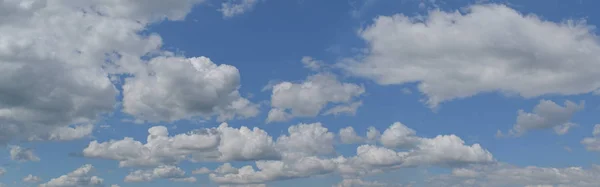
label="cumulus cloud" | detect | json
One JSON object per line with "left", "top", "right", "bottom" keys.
{"left": 9, "top": 145, "right": 40, "bottom": 162}
{"left": 505, "top": 100, "right": 584, "bottom": 136}
{"left": 429, "top": 163, "right": 600, "bottom": 187}
{"left": 267, "top": 73, "right": 365, "bottom": 123}
{"left": 0, "top": 0, "right": 263, "bottom": 144}
{"left": 208, "top": 122, "right": 492, "bottom": 185}
{"left": 83, "top": 122, "right": 337, "bottom": 167}
{"left": 581, "top": 124, "right": 600, "bottom": 151}
{"left": 339, "top": 126, "right": 365, "bottom": 144}
{"left": 341, "top": 4, "right": 600, "bottom": 108}
{"left": 220, "top": 0, "right": 261, "bottom": 18}
{"left": 192, "top": 167, "right": 211, "bottom": 175}
{"left": 124, "top": 165, "right": 196, "bottom": 183}
{"left": 39, "top": 164, "right": 103, "bottom": 187}
{"left": 83, "top": 123, "right": 279, "bottom": 167}
{"left": 22, "top": 174, "right": 41, "bottom": 183}
{"left": 333, "top": 178, "right": 390, "bottom": 187}
{"left": 122, "top": 56, "right": 259, "bottom": 123}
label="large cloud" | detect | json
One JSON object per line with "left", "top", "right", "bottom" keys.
{"left": 39, "top": 164, "right": 103, "bottom": 187}
{"left": 122, "top": 56, "right": 259, "bottom": 123}
{"left": 207, "top": 122, "right": 493, "bottom": 185}
{"left": 0, "top": 0, "right": 258, "bottom": 143}
{"left": 341, "top": 4, "right": 600, "bottom": 108}
{"left": 267, "top": 73, "right": 365, "bottom": 123}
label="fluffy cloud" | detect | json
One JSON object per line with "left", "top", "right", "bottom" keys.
{"left": 275, "top": 122, "right": 336, "bottom": 158}
{"left": 341, "top": 4, "right": 600, "bottom": 108}
{"left": 122, "top": 56, "right": 259, "bottom": 123}
{"left": 192, "top": 167, "right": 211, "bottom": 175}
{"left": 504, "top": 100, "right": 584, "bottom": 136}
{"left": 22, "top": 174, "right": 41, "bottom": 183}
{"left": 339, "top": 127, "right": 365, "bottom": 144}
{"left": 581, "top": 124, "right": 600, "bottom": 151}
{"left": 333, "top": 179, "right": 391, "bottom": 187}
{"left": 9, "top": 145, "right": 40, "bottom": 162}
{"left": 124, "top": 165, "right": 196, "bottom": 183}
{"left": 429, "top": 164, "right": 600, "bottom": 187}
{"left": 380, "top": 122, "right": 420, "bottom": 149}
{"left": 0, "top": 168, "right": 5, "bottom": 176}
{"left": 208, "top": 122, "right": 492, "bottom": 185}
{"left": 209, "top": 156, "right": 339, "bottom": 185}
{"left": 39, "top": 164, "right": 103, "bottom": 187}
{"left": 220, "top": 0, "right": 261, "bottom": 18}
{"left": 0, "top": 0, "right": 262, "bottom": 143}
{"left": 83, "top": 123, "right": 279, "bottom": 167}
{"left": 83, "top": 122, "right": 336, "bottom": 167}
{"left": 267, "top": 73, "right": 365, "bottom": 123}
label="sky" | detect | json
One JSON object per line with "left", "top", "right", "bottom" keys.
{"left": 1, "top": 0, "right": 600, "bottom": 187}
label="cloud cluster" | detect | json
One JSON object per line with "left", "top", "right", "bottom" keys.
{"left": 429, "top": 164, "right": 600, "bottom": 187}
{"left": 124, "top": 165, "right": 196, "bottom": 183}
{"left": 39, "top": 164, "right": 103, "bottom": 187}
{"left": 342, "top": 4, "right": 600, "bottom": 108}
{"left": 0, "top": 0, "right": 258, "bottom": 144}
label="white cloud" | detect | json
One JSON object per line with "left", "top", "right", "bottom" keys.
{"left": 267, "top": 73, "right": 365, "bottom": 123}
{"left": 220, "top": 0, "right": 261, "bottom": 18}
{"left": 124, "top": 165, "right": 195, "bottom": 183}
{"left": 83, "top": 122, "right": 337, "bottom": 167}
{"left": 507, "top": 100, "right": 583, "bottom": 136}
{"left": 302, "top": 56, "right": 325, "bottom": 71}
{"left": 110, "top": 185, "right": 120, "bottom": 187}
{"left": 192, "top": 167, "right": 211, "bottom": 175}
{"left": 122, "top": 56, "right": 259, "bottom": 123}
{"left": 380, "top": 122, "right": 420, "bottom": 149}
{"left": 275, "top": 122, "right": 336, "bottom": 158}
{"left": 0, "top": 168, "right": 5, "bottom": 176}
{"left": 30, "top": 124, "right": 95, "bottom": 141}
{"left": 22, "top": 174, "right": 41, "bottom": 183}
{"left": 341, "top": 4, "right": 600, "bottom": 108}
{"left": 323, "top": 101, "right": 363, "bottom": 116}
{"left": 339, "top": 127, "right": 365, "bottom": 144}
{"left": 209, "top": 156, "right": 338, "bottom": 185}
{"left": 582, "top": 124, "right": 600, "bottom": 151}
{"left": 9, "top": 145, "right": 40, "bottom": 162}
{"left": 39, "top": 164, "right": 103, "bottom": 187}
{"left": 429, "top": 163, "right": 600, "bottom": 187}
{"left": 84, "top": 123, "right": 279, "bottom": 167}
{"left": 0, "top": 0, "right": 219, "bottom": 143}
{"left": 333, "top": 178, "right": 390, "bottom": 187}
{"left": 208, "top": 122, "right": 493, "bottom": 185}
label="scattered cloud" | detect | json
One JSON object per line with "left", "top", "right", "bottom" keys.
{"left": 9, "top": 146, "right": 40, "bottom": 162}
{"left": 22, "top": 174, "right": 41, "bottom": 183}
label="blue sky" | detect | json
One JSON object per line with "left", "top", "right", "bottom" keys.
{"left": 1, "top": 0, "right": 600, "bottom": 187}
